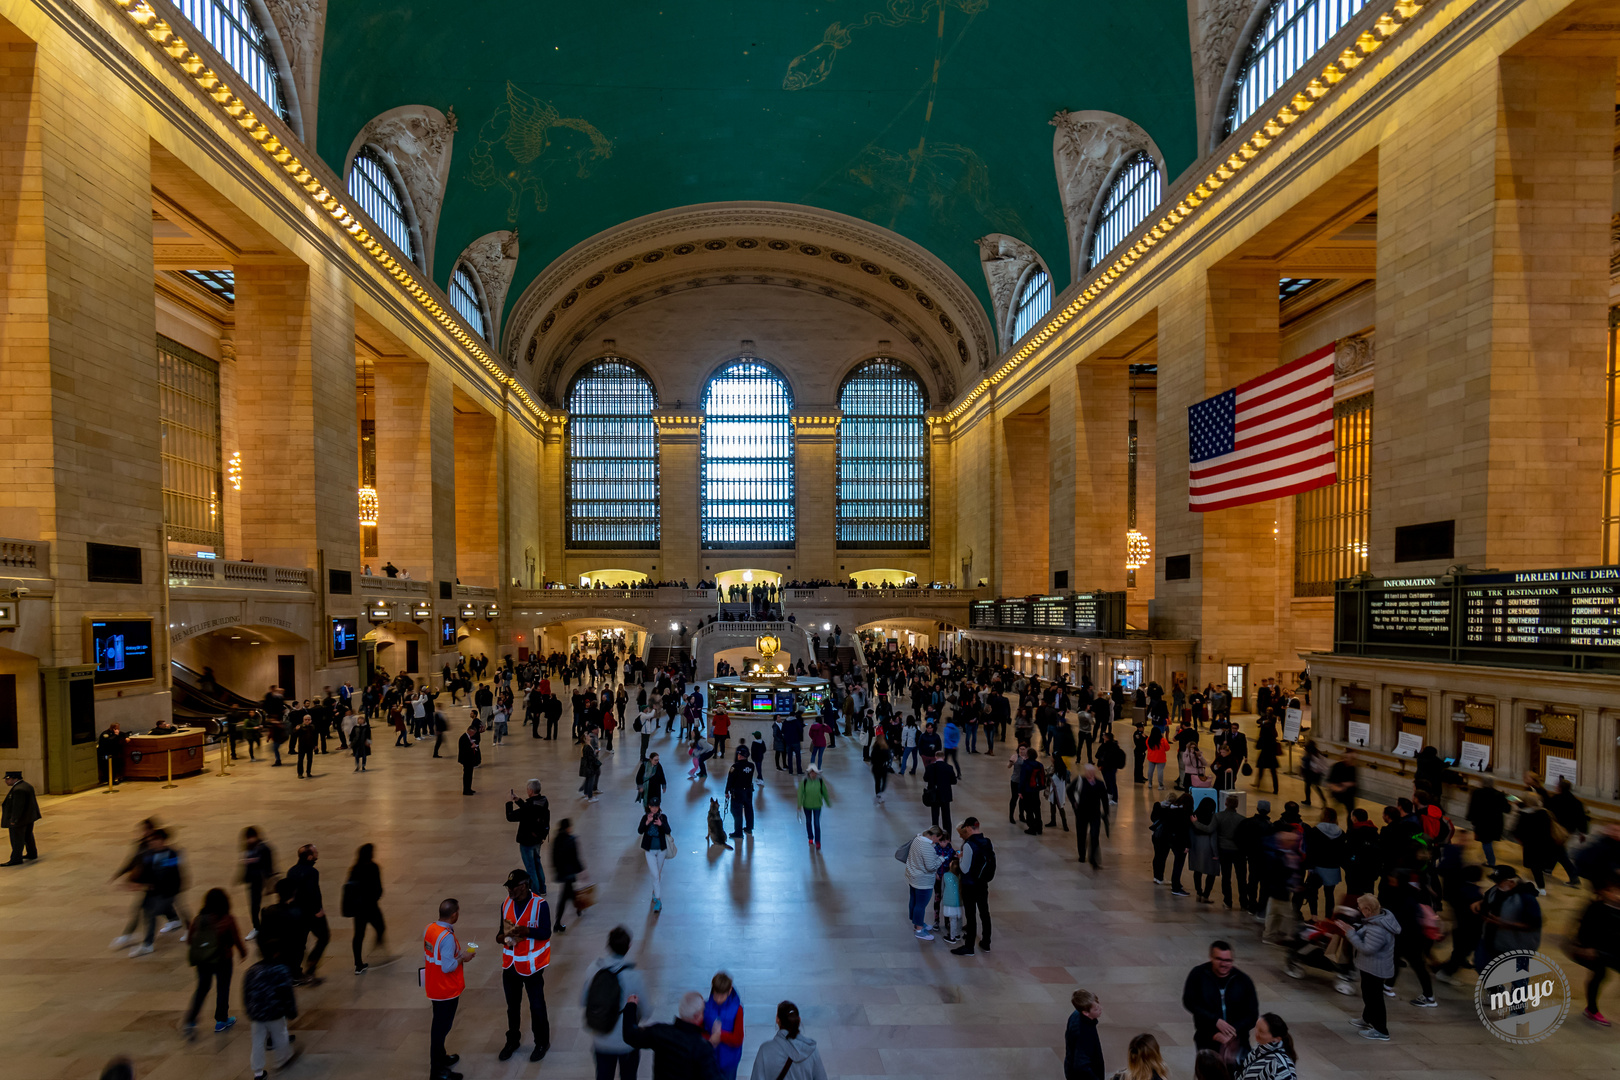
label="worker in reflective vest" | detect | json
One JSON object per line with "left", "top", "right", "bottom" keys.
{"left": 496, "top": 868, "right": 552, "bottom": 1062}
{"left": 423, "top": 898, "right": 475, "bottom": 1080}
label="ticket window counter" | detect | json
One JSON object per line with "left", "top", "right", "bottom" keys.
{"left": 1340, "top": 686, "right": 1372, "bottom": 747}
{"left": 1113, "top": 659, "right": 1143, "bottom": 692}
{"left": 1524, "top": 707, "right": 1579, "bottom": 788}
{"left": 1451, "top": 702, "right": 1497, "bottom": 775}
{"left": 1392, "top": 691, "right": 1430, "bottom": 750}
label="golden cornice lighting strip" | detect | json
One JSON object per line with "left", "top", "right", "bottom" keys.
{"left": 943, "top": 0, "right": 1425, "bottom": 424}
{"left": 110, "top": 0, "right": 555, "bottom": 422}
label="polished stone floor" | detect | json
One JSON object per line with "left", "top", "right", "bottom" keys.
{"left": 1, "top": 694, "right": 1613, "bottom": 1079}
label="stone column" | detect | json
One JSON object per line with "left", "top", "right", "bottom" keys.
{"left": 372, "top": 360, "right": 455, "bottom": 586}
{"left": 792, "top": 412, "right": 839, "bottom": 582}
{"left": 1373, "top": 53, "right": 1610, "bottom": 573}
{"left": 997, "top": 407, "right": 1050, "bottom": 595}
{"left": 1052, "top": 362, "right": 1130, "bottom": 594}
{"left": 654, "top": 410, "right": 702, "bottom": 581}
{"left": 535, "top": 417, "right": 565, "bottom": 583}
{"left": 454, "top": 401, "right": 499, "bottom": 587}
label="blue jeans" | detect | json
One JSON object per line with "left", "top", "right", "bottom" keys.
{"left": 965, "top": 726, "right": 978, "bottom": 752}
{"left": 520, "top": 844, "right": 546, "bottom": 894}
{"left": 908, "top": 886, "right": 933, "bottom": 929}
{"left": 810, "top": 746, "right": 826, "bottom": 768}
{"left": 900, "top": 746, "right": 918, "bottom": 773}
{"left": 1481, "top": 840, "right": 1496, "bottom": 866}
{"left": 1146, "top": 761, "right": 1165, "bottom": 787}
{"left": 804, "top": 808, "right": 821, "bottom": 845}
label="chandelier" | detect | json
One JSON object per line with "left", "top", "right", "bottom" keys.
{"left": 1125, "top": 528, "right": 1152, "bottom": 570}
{"left": 358, "top": 486, "right": 380, "bottom": 526}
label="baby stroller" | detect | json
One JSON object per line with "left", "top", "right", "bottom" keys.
{"left": 1284, "top": 904, "right": 1358, "bottom": 995}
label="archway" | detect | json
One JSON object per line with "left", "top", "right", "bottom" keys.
{"left": 577, "top": 568, "right": 650, "bottom": 588}
{"left": 847, "top": 568, "right": 919, "bottom": 589}
{"left": 172, "top": 623, "right": 310, "bottom": 702}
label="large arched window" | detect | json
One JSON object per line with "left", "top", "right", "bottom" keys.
{"left": 173, "top": 0, "right": 289, "bottom": 124}
{"left": 1226, "top": 0, "right": 1370, "bottom": 136}
{"left": 566, "top": 359, "right": 660, "bottom": 549}
{"left": 448, "top": 263, "right": 489, "bottom": 340}
{"left": 837, "top": 359, "right": 929, "bottom": 548}
{"left": 348, "top": 145, "right": 420, "bottom": 267}
{"left": 1088, "top": 152, "right": 1163, "bottom": 270}
{"left": 701, "top": 359, "right": 794, "bottom": 549}
{"left": 1010, "top": 268, "right": 1053, "bottom": 344}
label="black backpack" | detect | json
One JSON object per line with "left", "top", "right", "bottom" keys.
{"left": 585, "top": 962, "right": 629, "bottom": 1033}
{"left": 968, "top": 835, "right": 996, "bottom": 884}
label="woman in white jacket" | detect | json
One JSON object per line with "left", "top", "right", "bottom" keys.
{"left": 749, "top": 1001, "right": 828, "bottom": 1080}
{"left": 905, "top": 827, "right": 946, "bottom": 940}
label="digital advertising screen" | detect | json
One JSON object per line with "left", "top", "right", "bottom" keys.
{"left": 441, "top": 616, "right": 457, "bottom": 647}
{"left": 88, "top": 618, "right": 154, "bottom": 685}
{"left": 331, "top": 618, "right": 359, "bottom": 659}
{"left": 750, "top": 693, "right": 775, "bottom": 711}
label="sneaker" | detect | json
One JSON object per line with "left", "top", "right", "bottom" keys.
{"left": 1383, "top": 985, "right": 1397, "bottom": 998}
{"left": 914, "top": 929, "right": 935, "bottom": 941}
{"left": 110, "top": 935, "right": 131, "bottom": 950}
{"left": 255, "top": 1073, "right": 268, "bottom": 1080}
{"left": 1153, "top": 878, "right": 1164, "bottom": 885}
{"left": 1349, "top": 1018, "right": 1370, "bottom": 1030}
{"left": 160, "top": 919, "right": 183, "bottom": 934}
{"left": 1585, "top": 1008, "right": 1611, "bottom": 1027}
{"left": 1411, "top": 996, "right": 1438, "bottom": 1008}
{"left": 129, "top": 944, "right": 154, "bottom": 957}
{"left": 529, "top": 1046, "right": 548, "bottom": 1063}
{"left": 943, "top": 935, "right": 961, "bottom": 945}
{"left": 244, "top": 929, "right": 258, "bottom": 942}
{"left": 1171, "top": 888, "right": 1190, "bottom": 897}
{"left": 183, "top": 1023, "right": 196, "bottom": 1041}
{"left": 216, "top": 1017, "right": 236, "bottom": 1033}
{"left": 355, "top": 963, "right": 369, "bottom": 974}
{"left": 950, "top": 945, "right": 975, "bottom": 956}
{"left": 1359, "top": 1028, "right": 1390, "bottom": 1041}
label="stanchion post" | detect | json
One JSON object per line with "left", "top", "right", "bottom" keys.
{"left": 218, "top": 740, "right": 231, "bottom": 777}
{"left": 162, "top": 748, "right": 178, "bottom": 789}
{"left": 103, "top": 765, "right": 118, "bottom": 795}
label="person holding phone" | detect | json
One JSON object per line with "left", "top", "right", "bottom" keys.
{"left": 637, "top": 802, "right": 674, "bottom": 915}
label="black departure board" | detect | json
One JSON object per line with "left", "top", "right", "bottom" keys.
{"left": 1462, "top": 569, "right": 1620, "bottom": 650}
{"left": 1073, "top": 594, "right": 1103, "bottom": 635}
{"left": 1364, "top": 579, "right": 1453, "bottom": 646}
{"left": 996, "top": 599, "right": 1030, "bottom": 626}
{"left": 1033, "top": 596, "right": 1072, "bottom": 628}
{"left": 1335, "top": 566, "right": 1620, "bottom": 671}
{"left": 970, "top": 601, "right": 996, "bottom": 627}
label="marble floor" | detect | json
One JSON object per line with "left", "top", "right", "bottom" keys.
{"left": 1, "top": 698, "right": 1613, "bottom": 1080}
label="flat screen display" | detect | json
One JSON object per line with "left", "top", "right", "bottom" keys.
{"left": 89, "top": 619, "right": 154, "bottom": 685}
{"left": 331, "top": 618, "right": 359, "bottom": 659}
{"left": 441, "top": 616, "right": 457, "bottom": 648}
{"left": 750, "top": 693, "right": 775, "bottom": 711}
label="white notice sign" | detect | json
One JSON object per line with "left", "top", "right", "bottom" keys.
{"left": 1347, "top": 721, "right": 1370, "bottom": 747}
{"left": 1395, "top": 731, "right": 1422, "bottom": 758}
{"left": 1544, "top": 755, "right": 1578, "bottom": 787}
{"left": 1459, "top": 741, "right": 1491, "bottom": 772}
{"left": 1283, "top": 708, "right": 1303, "bottom": 743}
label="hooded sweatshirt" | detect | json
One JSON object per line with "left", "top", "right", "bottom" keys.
{"left": 1349, "top": 909, "right": 1402, "bottom": 979}
{"left": 748, "top": 1032, "right": 828, "bottom": 1080}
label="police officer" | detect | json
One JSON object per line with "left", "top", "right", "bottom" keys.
{"left": 725, "top": 747, "right": 757, "bottom": 838}
{"left": 496, "top": 869, "right": 551, "bottom": 1062}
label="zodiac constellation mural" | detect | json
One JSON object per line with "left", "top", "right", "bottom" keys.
{"left": 849, "top": 142, "right": 1024, "bottom": 240}
{"left": 467, "top": 81, "right": 613, "bottom": 222}
{"left": 783, "top": 0, "right": 989, "bottom": 91}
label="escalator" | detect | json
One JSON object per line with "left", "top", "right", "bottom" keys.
{"left": 170, "top": 660, "right": 258, "bottom": 726}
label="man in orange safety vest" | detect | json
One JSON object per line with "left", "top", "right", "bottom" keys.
{"left": 496, "top": 868, "right": 552, "bottom": 1062}
{"left": 423, "top": 898, "right": 476, "bottom": 1080}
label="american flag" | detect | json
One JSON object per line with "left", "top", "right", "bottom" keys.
{"left": 1187, "top": 343, "right": 1337, "bottom": 512}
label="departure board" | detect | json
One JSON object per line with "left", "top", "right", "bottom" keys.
{"left": 1073, "top": 594, "right": 1103, "bottom": 635}
{"left": 1033, "top": 596, "right": 1072, "bottom": 629}
{"left": 1462, "top": 569, "right": 1620, "bottom": 651}
{"left": 1364, "top": 579, "right": 1453, "bottom": 645}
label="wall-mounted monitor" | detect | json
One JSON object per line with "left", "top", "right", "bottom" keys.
{"left": 331, "top": 618, "right": 359, "bottom": 660}
{"left": 86, "top": 618, "right": 155, "bottom": 686}
{"left": 440, "top": 617, "right": 457, "bottom": 648}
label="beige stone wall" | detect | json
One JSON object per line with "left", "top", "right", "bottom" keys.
{"left": 998, "top": 404, "right": 1050, "bottom": 595}
{"left": 453, "top": 402, "right": 498, "bottom": 587}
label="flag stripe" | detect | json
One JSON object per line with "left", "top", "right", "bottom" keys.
{"left": 1187, "top": 343, "right": 1338, "bottom": 513}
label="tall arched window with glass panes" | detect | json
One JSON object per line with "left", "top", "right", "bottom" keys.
{"left": 566, "top": 359, "right": 660, "bottom": 548}
{"left": 837, "top": 359, "right": 929, "bottom": 548}
{"left": 1225, "top": 0, "right": 1369, "bottom": 137}
{"left": 1010, "top": 268, "right": 1053, "bottom": 344}
{"left": 347, "top": 145, "right": 420, "bottom": 267}
{"left": 701, "top": 360, "right": 795, "bottom": 548}
{"left": 1088, "top": 152, "right": 1162, "bottom": 270}
{"left": 171, "top": 0, "right": 291, "bottom": 125}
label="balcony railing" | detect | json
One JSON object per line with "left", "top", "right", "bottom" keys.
{"left": 360, "top": 575, "right": 431, "bottom": 598}
{"left": 0, "top": 538, "right": 50, "bottom": 578}
{"left": 454, "top": 584, "right": 497, "bottom": 600}
{"left": 169, "top": 556, "right": 313, "bottom": 591}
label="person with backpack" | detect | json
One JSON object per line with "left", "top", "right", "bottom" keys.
{"left": 131, "top": 828, "right": 187, "bottom": 957}
{"left": 1020, "top": 751, "right": 1048, "bottom": 836}
{"left": 797, "top": 765, "right": 831, "bottom": 849}
{"left": 183, "top": 887, "right": 246, "bottom": 1038}
{"left": 243, "top": 939, "right": 301, "bottom": 1080}
{"left": 581, "top": 925, "right": 646, "bottom": 1078}
{"left": 951, "top": 819, "right": 994, "bottom": 956}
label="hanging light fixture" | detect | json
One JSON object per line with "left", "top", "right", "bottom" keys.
{"left": 1126, "top": 529, "right": 1152, "bottom": 570}
{"left": 358, "top": 486, "right": 380, "bottom": 526}
{"left": 1124, "top": 385, "right": 1149, "bottom": 574}
{"left": 226, "top": 450, "right": 243, "bottom": 492}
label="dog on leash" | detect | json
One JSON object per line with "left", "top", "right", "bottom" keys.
{"left": 706, "top": 798, "right": 733, "bottom": 849}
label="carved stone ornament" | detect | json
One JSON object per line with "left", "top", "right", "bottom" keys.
{"left": 458, "top": 230, "right": 519, "bottom": 346}
{"left": 976, "top": 234, "right": 1042, "bottom": 349}
{"left": 1189, "top": 0, "right": 1261, "bottom": 152}
{"left": 1334, "top": 332, "right": 1374, "bottom": 378}
{"left": 258, "top": 0, "right": 325, "bottom": 142}
{"left": 1050, "top": 110, "right": 1159, "bottom": 280}
{"left": 1610, "top": 212, "right": 1620, "bottom": 282}
{"left": 350, "top": 105, "right": 458, "bottom": 276}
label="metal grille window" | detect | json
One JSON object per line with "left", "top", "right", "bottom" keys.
{"left": 1294, "top": 392, "right": 1370, "bottom": 596}
{"left": 449, "top": 264, "right": 488, "bottom": 339}
{"left": 178, "top": 269, "right": 236, "bottom": 302}
{"left": 1010, "top": 269, "right": 1052, "bottom": 343}
{"left": 172, "top": 0, "right": 289, "bottom": 123}
{"left": 348, "top": 146, "right": 419, "bottom": 266}
{"left": 837, "top": 358, "right": 929, "bottom": 548}
{"left": 1279, "top": 277, "right": 1320, "bottom": 300}
{"left": 1226, "top": 0, "right": 1369, "bottom": 136}
{"left": 158, "top": 335, "right": 223, "bottom": 549}
{"left": 1088, "top": 153, "right": 1162, "bottom": 270}
{"left": 701, "top": 359, "right": 794, "bottom": 548}
{"left": 567, "top": 359, "right": 660, "bottom": 549}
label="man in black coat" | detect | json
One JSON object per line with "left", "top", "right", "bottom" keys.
{"left": 1, "top": 770, "right": 41, "bottom": 864}
{"left": 1234, "top": 800, "right": 1275, "bottom": 913}
{"left": 724, "top": 748, "right": 756, "bottom": 837}
{"left": 1181, "top": 940, "right": 1259, "bottom": 1054}
{"left": 506, "top": 780, "right": 551, "bottom": 893}
{"left": 1063, "top": 989, "right": 1104, "bottom": 1080}
{"left": 284, "top": 844, "right": 329, "bottom": 982}
{"left": 458, "top": 721, "right": 482, "bottom": 796}
{"left": 620, "top": 992, "right": 720, "bottom": 1080}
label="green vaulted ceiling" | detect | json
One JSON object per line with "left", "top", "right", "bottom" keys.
{"left": 316, "top": 1, "right": 1199, "bottom": 326}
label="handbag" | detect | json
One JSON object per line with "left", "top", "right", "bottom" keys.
{"left": 574, "top": 878, "right": 597, "bottom": 911}
{"left": 1324, "top": 933, "right": 1351, "bottom": 966}
{"left": 663, "top": 839, "right": 677, "bottom": 860}
{"left": 1241, "top": 762, "right": 1253, "bottom": 776}
{"left": 894, "top": 840, "right": 911, "bottom": 863}
{"left": 923, "top": 787, "right": 936, "bottom": 807}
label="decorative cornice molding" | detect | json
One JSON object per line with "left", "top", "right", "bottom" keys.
{"left": 504, "top": 202, "right": 994, "bottom": 381}
{"left": 1334, "top": 331, "right": 1374, "bottom": 378}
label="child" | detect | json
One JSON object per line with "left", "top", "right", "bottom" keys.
{"left": 242, "top": 948, "right": 300, "bottom": 1079}
{"left": 688, "top": 735, "right": 712, "bottom": 779}
{"left": 930, "top": 833, "right": 956, "bottom": 932}
{"left": 939, "top": 857, "right": 965, "bottom": 945}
